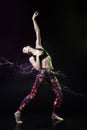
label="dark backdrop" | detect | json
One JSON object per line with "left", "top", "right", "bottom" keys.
{"left": 0, "top": 0, "right": 87, "bottom": 116}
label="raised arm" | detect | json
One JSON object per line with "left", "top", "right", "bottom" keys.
{"left": 32, "top": 11, "right": 43, "bottom": 48}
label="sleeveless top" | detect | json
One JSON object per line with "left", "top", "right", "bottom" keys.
{"left": 33, "top": 48, "right": 49, "bottom": 68}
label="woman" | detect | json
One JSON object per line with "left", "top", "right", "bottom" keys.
{"left": 14, "top": 11, "right": 64, "bottom": 123}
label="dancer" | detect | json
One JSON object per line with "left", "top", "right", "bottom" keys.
{"left": 14, "top": 11, "right": 64, "bottom": 123}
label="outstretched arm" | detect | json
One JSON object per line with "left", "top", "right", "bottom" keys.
{"left": 32, "top": 11, "right": 43, "bottom": 48}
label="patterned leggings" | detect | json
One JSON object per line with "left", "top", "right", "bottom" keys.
{"left": 18, "top": 71, "right": 63, "bottom": 112}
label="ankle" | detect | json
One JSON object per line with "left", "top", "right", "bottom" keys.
{"left": 15, "top": 110, "right": 21, "bottom": 115}
{"left": 52, "top": 111, "right": 56, "bottom": 115}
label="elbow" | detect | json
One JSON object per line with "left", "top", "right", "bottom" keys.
{"left": 35, "top": 64, "right": 40, "bottom": 70}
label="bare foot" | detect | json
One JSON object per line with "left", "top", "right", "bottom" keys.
{"left": 14, "top": 111, "right": 23, "bottom": 124}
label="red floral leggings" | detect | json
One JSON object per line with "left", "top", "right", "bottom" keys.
{"left": 18, "top": 71, "right": 63, "bottom": 112}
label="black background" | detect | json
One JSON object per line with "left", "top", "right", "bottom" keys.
{"left": 0, "top": 0, "right": 87, "bottom": 116}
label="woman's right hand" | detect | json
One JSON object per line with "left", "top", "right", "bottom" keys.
{"left": 32, "top": 11, "right": 39, "bottom": 20}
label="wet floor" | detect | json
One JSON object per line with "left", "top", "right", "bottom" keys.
{"left": 0, "top": 112, "right": 87, "bottom": 130}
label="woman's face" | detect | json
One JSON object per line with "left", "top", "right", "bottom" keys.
{"left": 22, "top": 46, "right": 33, "bottom": 54}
